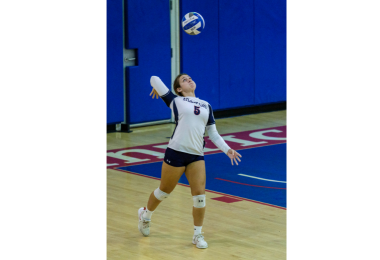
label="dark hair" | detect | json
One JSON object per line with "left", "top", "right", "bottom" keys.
{"left": 173, "top": 73, "right": 188, "bottom": 96}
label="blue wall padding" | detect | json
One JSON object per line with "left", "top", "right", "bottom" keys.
{"left": 254, "top": 0, "right": 286, "bottom": 105}
{"left": 179, "top": 0, "right": 286, "bottom": 111}
{"left": 107, "top": 0, "right": 124, "bottom": 124}
{"left": 218, "top": 0, "right": 255, "bottom": 109}
{"left": 120, "top": 0, "right": 286, "bottom": 124}
{"left": 125, "top": 0, "right": 172, "bottom": 124}
{"left": 180, "top": 1, "right": 220, "bottom": 109}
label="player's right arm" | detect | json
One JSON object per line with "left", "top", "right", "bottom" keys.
{"left": 150, "top": 76, "right": 177, "bottom": 107}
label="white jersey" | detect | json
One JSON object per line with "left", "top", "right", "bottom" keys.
{"left": 151, "top": 76, "right": 231, "bottom": 156}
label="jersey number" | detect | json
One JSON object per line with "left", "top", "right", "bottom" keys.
{"left": 194, "top": 106, "right": 200, "bottom": 115}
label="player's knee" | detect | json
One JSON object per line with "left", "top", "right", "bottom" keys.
{"left": 193, "top": 194, "right": 206, "bottom": 208}
{"left": 154, "top": 187, "right": 170, "bottom": 201}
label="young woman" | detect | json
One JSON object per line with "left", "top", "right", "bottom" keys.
{"left": 138, "top": 74, "right": 242, "bottom": 249}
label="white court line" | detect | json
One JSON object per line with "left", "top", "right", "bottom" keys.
{"left": 107, "top": 163, "right": 119, "bottom": 167}
{"left": 238, "top": 174, "right": 286, "bottom": 183}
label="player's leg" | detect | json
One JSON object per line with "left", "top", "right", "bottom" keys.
{"left": 138, "top": 149, "right": 185, "bottom": 237}
{"left": 184, "top": 159, "right": 208, "bottom": 248}
{"left": 185, "top": 160, "right": 206, "bottom": 226}
{"left": 147, "top": 161, "right": 185, "bottom": 212}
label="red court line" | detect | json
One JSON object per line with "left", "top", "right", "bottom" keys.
{"left": 113, "top": 168, "right": 286, "bottom": 210}
{"left": 215, "top": 178, "right": 286, "bottom": 190}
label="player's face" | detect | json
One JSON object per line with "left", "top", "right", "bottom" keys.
{"left": 178, "top": 75, "right": 196, "bottom": 94}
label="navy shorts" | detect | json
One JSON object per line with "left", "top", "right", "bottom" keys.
{"left": 164, "top": 147, "right": 204, "bottom": 167}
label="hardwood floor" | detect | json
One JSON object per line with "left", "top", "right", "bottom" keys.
{"left": 107, "top": 110, "right": 286, "bottom": 259}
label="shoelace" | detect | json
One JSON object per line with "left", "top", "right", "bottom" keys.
{"left": 194, "top": 232, "right": 205, "bottom": 242}
{"left": 142, "top": 221, "right": 150, "bottom": 229}
{"left": 140, "top": 216, "right": 151, "bottom": 229}
{"left": 140, "top": 212, "right": 151, "bottom": 228}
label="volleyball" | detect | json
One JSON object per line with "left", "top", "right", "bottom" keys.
{"left": 182, "top": 12, "right": 205, "bottom": 35}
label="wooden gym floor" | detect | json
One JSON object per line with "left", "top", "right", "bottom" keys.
{"left": 107, "top": 110, "right": 286, "bottom": 260}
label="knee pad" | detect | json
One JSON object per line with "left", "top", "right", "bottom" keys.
{"left": 154, "top": 188, "right": 170, "bottom": 201}
{"left": 193, "top": 194, "right": 206, "bottom": 208}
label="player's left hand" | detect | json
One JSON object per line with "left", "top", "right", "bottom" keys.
{"left": 227, "top": 149, "right": 242, "bottom": 165}
{"left": 150, "top": 88, "right": 159, "bottom": 99}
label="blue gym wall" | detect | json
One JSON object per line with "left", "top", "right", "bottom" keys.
{"left": 125, "top": 0, "right": 172, "bottom": 124}
{"left": 107, "top": 0, "right": 286, "bottom": 125}
{"left": 179, "top": 1, "right": 220, "bottom": 109}
{"left": 180, "top": 0, "right": 286, "bottom": 110}
{"left": 254, "top": 0, "right": 286, "bottom": 105}
{"left": 107, "top": 0, "right": 124, "bottom": 124}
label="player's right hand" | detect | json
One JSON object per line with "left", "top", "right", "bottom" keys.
{"left": 150, "top": 88, "right": 159, "bottom": 99}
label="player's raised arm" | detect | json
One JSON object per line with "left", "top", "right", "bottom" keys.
{"left": 150, "top": 76, "right": 177, "bottom": 107}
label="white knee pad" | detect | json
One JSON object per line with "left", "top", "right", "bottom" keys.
{"left": 193, "top": 194, "right": 206, "bottom": 208}
{"left": 154, "top": 188, "right": 170, "bottom": 201}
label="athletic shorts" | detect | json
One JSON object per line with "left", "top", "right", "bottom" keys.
{"left": 163, "top": 147, "right": 204, "bottom": 167}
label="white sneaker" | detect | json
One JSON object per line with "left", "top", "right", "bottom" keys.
{"left": 138, "top": 207, "right": 151, "bottom": 237}
{"left": 192, "top": 233, "right": 208, "bottom": 249}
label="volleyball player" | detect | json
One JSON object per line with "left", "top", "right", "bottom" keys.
{"left": 138, "top": 74, "right": 242, "bottom": 249}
